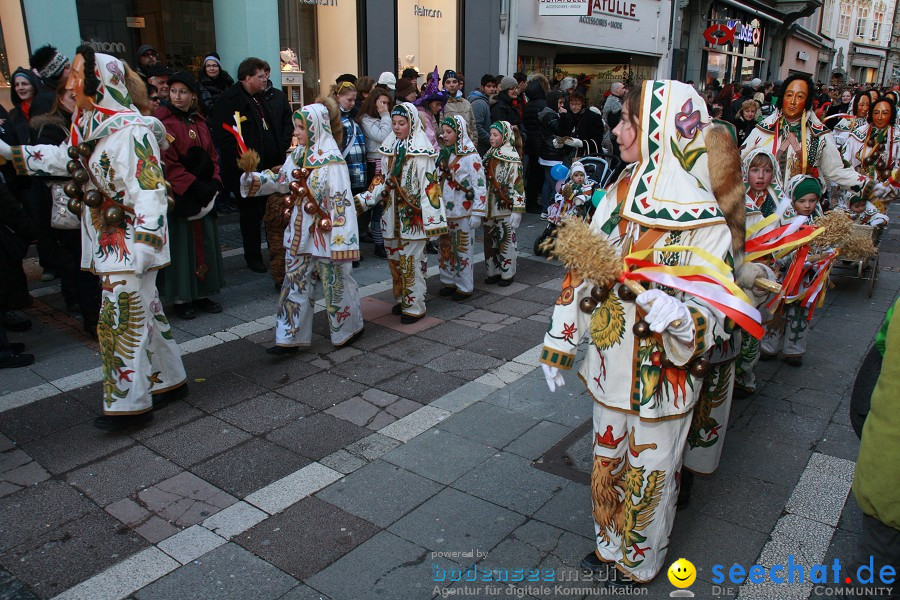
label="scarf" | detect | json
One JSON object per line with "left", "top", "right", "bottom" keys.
{"left": 437, "top": 115, "right": 477, "bottom": 169}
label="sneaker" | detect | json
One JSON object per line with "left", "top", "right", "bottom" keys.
{"left": 0, "top": 350, "right": 35, "bottom": 369}
{"left": 540, "top": 212, "right": 549, "bottom": 221}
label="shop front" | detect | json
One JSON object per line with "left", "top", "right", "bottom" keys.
{"left": 516, "top": 0, "right": 671, "bottom": 99}
{"left": 849, "top": 44, "right": 886, "bottom": 84}
{"left": 699, "top": 2, "right": 770, "bottom": 88}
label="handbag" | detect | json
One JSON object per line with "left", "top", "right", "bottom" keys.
{"left": 49, "top": 183, "right": 80, "bottom": 229}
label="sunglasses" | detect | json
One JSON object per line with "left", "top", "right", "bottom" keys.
{"left": 150, "top": 96, "right": 160, "bottom": 102}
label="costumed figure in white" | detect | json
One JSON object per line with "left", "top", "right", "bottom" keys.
{"left": 436, "top": 115, "right": 486, "bottom": 300}
{"left": 241, "top": 101, "right": 363, "bottom": 353}
{"left": 1, "top": 46, "right": 186, "bottom": 429}
{"left": 841, "top": 97, "right": 900, "bottom": 212}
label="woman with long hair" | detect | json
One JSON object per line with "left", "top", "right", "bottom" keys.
{"left": 357, "top": 87, "right": 394, "bottom": 258}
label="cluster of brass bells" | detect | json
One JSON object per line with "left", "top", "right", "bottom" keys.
{"left": 578, "top": 285, "right": 610, "bottom": 314}
{"left": 63, "top": 144, "right": 95, "bottom": 217}
{"left": 281, "top": 168, "right": 311, "bottom": 223}
{"left": 380, "top": 178, "right": 397, "bottom": 200}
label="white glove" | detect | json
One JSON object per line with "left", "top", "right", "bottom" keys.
{"left": 635, "top": 289, "right": 693, "bottom": 343}
{"left": 735, "top": 262, "right": 774, "bottom": 304}
{"left": 0, "top": 138, "right": 11, "bottom": 160}
{"left": 542, "top": 364, "right": 566, "bottom": 392}
{"left": 552, "top": 137, "right": 564, "bottom": 149}
{"left": 469, "top": 215, "right": 483, "bottom": 230}
{"left": 873, "top": 182, "right": 893, "bottom": 198}
{"left": 508, "top": 212, "right": 522, "bottom": 229}
{"left": 131, "top": 243, "right": 157, "bottom": 278}
{"left": 239, "top": 172, "right": 253, "bottom": 197}
{"left": 564, "top": 138, "right": 584, "bottom": 148}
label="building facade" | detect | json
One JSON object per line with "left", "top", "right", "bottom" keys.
{"left": 818, "top": 0, "right": 896, "bottom": 84}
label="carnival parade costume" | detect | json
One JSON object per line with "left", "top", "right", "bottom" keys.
{"left": 242, "top": 103, "right": 363, "bottom": 348}
{"left": 842, "top": 120, "right": 900, "bottom": 211}
{"left": 547, "top": 161, "right": 595, "bottom": 226}
{"left": 9, "top": 51, "right": 186, "bottom": 416}
{"left": 356, "top": 102, "right": 448, "bottom": 319}
{"left": 540, "top": 81, "right": 761, "bottom": 582}
{"left": 475, "top": 121, "right": 524, "bottom": 284}
{"left": 436, "top": 115, "right": 486, "bottom": 297}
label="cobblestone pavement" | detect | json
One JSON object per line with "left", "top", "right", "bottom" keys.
{"left": 1, "top": 211, "right": 898, "bottom": 600}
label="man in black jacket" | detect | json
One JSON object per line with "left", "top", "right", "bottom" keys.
{"left": 211, "top": 57, "right": 283, "bottom": 273}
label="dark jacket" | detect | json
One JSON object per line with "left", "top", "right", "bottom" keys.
{"left": 558, "top": 106, "right": 605, "bottom": 156}
{"left": 490, "top": 90, "right": 523, "bottom": 134}
{"left": 199, "top": 70, "right": 235, "bottom": 116}
{"left": 522, "top": 80, "right": 547, "bottom": 159}
{"left": 538, "top": 92, "right": 565, "bottom": 163}
{"left": 467, "top": 90, "right": 492, "bottom": 154}
{"left": 210, "top": 82, "right": 282, "bottom": 194}
{"left": 156, "top": 104, "right": 222, "bottom": 218}
{"left": 0, "top": 181, "right": 37, "bottom": 310}
{"left": 734, "top": 114, "right": 757, "bottom": 146}
{"left": 263, "top": 81, "right": 294, "bottom": 155}
{"left": 8, "top": 68, "right": 53, "bottom": 146}
{"left": 31, "top": 110, "right": 71, "bottom": 147}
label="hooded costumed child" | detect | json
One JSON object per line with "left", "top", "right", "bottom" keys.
{"left": 436, "top": 115, "right": 487, "bottom": 300}
{"left": 760, "top": 174, "right": 824, "bottom": 366}
{"left": 356, "top": 102, "right": 448, "bottom": 323}
{"left": 472, "top": 120, "right": 525, "bottom": 286}
{"left": 838, "top": 191, "right": 889, "bottom": 227}
{"left": 0, "top": 46, "right": 187, "bottom": 430}
{"left": 547, "top": 160, "right": 595, "bottom": 225}
{"left": 539, "top": 81, "right": 761, "bottom": 585}
{"left": 241, "top": 100, "right": 364, "bottom": 353}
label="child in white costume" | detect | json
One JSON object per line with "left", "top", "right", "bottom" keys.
{"left": 241, "top": 102, "right": 363, "bottom": 353}
{"left": 436, "top": 115, "right": 486, "bottom": 300}
{"left": 547, "top": 161, "right": 595, "bottom": 225}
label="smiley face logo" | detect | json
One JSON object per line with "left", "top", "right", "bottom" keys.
{"left": 668, "top": 558, "right": 696, "bottom": 588}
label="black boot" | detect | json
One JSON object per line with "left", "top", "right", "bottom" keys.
{"left": 677, "top": 469, "right": 694, "bottom": 510}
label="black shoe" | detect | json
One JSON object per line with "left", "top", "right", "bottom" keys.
{"left": 498, "top": 277, "right": 514, "bottom": 287}
{"left": 484, "top": 275, "right": 501, "bottom": 285}
{"left": 426, "top": 241, "right": 439, "bottom": 255}
{"left": 0, "top": 351, "right": 35, "bottom": 369}
{"left": 153, "top": 383, "right": 189, "bottom": 411}
{"left": 400, "top": 313, "right": 424, "bottom": 325}
{"left": 246, "top": 258, "right": 267, "bottom": 273}
{"left": 2, "top": 311, "right": 32, "bottom": 332}
{"left": 452, "top": 291, "right": 472, "bottom": 302}
{"left": 337, "top": 327, "right": 365, "bottom": 347}
{"left": 580, "top": 552, "right": 606, "bottom": 573}
{"left": 174, "top": 303, "right": 196, "bottom": 320}
{"left": 193, "top": 298, "right": 222, "bottom": 314}
{"left": 733, "top": 385, "right": 754, "bottom": 399}
{"left": 677, "top": 469, "right": 694, "bottom": 510}
{"left": 785, "top": 355, "right": 803, "bottom": 367}
{"left": 374, "top": 245, "right": 387, "bottom": 259}
{"left": 267, "top": 345, "right": 300, "bottom": 356}
{"left": 93, "top": 412, "right": 153, "bottom": 431}
{"left": 352, "top": 261, "right": 361, "bottom": 268}
{"left": 361, "top": 232, "right": 374, "bottom": 244}
{"left": 759, "top": 352, "right": 777, "bottom": 361}
{"left": 438, "top": 286, "right": 456, "bottom": 297}
{"left": 391, "top": 303, "right": 402, "bottom": 315}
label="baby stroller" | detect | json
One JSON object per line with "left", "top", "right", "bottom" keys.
{"left": 533, "top": 154, "right": 621, "bottom": 256}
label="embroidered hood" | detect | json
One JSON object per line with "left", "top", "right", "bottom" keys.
{"left": 781, "top": 173, "right": 824, "bottom": 220}
{"left": 484, "top": 120, "right": 520, "bottom": 163}
{"left": 378, "top": 102, "right": 436, "bottom": 157}
{"left": 438, "top": 115, "right": 477, "bottom": 160}
{"left": 72, "top": 52, "right": 166, "bottom": 147}
{"left": 741, "top": 148, "right": 784, "bottom": 200}
{"left": 292, "top": 103, "right": 345, "bottom": 169}
{"left": 620, "top": 80, "right": 724, "bottom": 229}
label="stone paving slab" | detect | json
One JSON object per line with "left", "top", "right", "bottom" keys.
{"left": 65, "top": 445, "right": 181, "bottom": 507}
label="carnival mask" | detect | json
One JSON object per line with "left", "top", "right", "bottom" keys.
{"left": 782, "top": 80, "right": 809, "bottom": 121}
{"left": 871, "top": 101, "right": 892, "bottom": 130}
{"left": 66, "top": 54, "right": 94, "bottom": 110}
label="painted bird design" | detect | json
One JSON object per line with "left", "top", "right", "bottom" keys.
{"left": 98, "top": 291, "right": 144, "bottom": 407}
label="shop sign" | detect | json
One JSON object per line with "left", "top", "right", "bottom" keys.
{"left": 539, "top": 0, "right": 590, "bottom": 16}
{"left": 81, "top": 39, "right": 126, "bottom": 54}
{"left": 730, "top": 20, "right": 761, "bottom": 45}
{"left": 588, "top": 0, "right": 637, "bottom": 19}
{"left": 703, "top": 20, "right": 760, "bottom": 46}
{"left": 413, "top": 3, "right": 442, "bottom": 17}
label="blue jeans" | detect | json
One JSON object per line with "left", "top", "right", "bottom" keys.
{"left": 541, "top": 165, "right": 557, "bottom": 212}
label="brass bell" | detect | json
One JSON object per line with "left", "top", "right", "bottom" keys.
{"left": 289, "top": 180, "right": 302, "bottom": 194}
{"left": 661, "top": 357, "right": 676, "bottom": 369}
{"left": 300, "top": 168, "right": 309, "bottom": 177}
{"left": 72, "top": 169, "right": 90, "bottom": 184}
{"left": 318, "top": 217, "right": 333, "bottom": 232}
{"left": 282, "top": 208, "right": 291, "bottom": 222}
{"left": 296, "top": 186, "right": 307, "bottom": 198}
{"left": 617, "top": 284, "right": 637, "bottom": 302}
{"left": 83, "top": 190, "right": 104, "bottom": 208}
{"left": 303, "top": 201, "right": 318, "bottom": 215}
{"left": 875, "top": 143, "right": 885, "bottom": 154}
{"left": 67, "top": 146, "right": 81, "bottom": 159}
{"left": 465, "top": 190, "right": 475, "bottom": 201}
{"left": 103, "top": 205, "right": 125, "bottom": 225}
{"left": 77, "top": 142, "right": 92, "bottom": 157}
{"left": 67, "top": 197, "right": 83, "bottom": 215}
{"left": 867, "top": 137, "right": 877, "bottom": 147}
{"left": 591, "top": 286, "right": 609, "bottom": 303}
{"left": 633, "top": 320, "right": 652, "bottom": 339}
{"left": 380, "top": 189, "right": 390, "bottom": 199}
{"left": 283, "top": 194, "right": 294, "bottom": 207}
{"left": 688, "top": 357, "right": 710, "bottom": 378}
{"left": 63, "top": 181, "right": 82, "bottom": 198}
{"left": 66, "top": 160, "right": 80, "bottom": 174}
{"left": 579, "top": 296, "right": 598, "bottom": 314}
{"left": 386, "top": 179, "right": 395, "bottom": 189}
{"left": 291, "top": 168, "right": 302, "bottom": 179}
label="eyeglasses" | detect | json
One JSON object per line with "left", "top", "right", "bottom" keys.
{"left": 150, "top": 96, "right": 160, "bottom": 102}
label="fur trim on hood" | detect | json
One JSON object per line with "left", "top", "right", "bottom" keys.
{"left": 706, "top": 124, "right": 746, "bottom": 258}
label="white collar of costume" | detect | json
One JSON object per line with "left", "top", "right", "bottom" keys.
{"left": 72, "top": 52, "right": 166, "bottom": 148}
{"left": 293, "top": 103, "right": 345, "bottom": 168}
{"left": 441, "top": 114, "right": 477, "bottom": 156}
{"left": 379, "top": 102, "right": 437, "bottom": 157}
{"left": 620, "top": 80, "right": 723, "bottom": 229}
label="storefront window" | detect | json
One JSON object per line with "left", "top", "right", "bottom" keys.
{"left": 706, "top": 51, "right": 727, "bottom": 87}
{"left": 279, "top": 0, "right": 358, "bottom": 100}
{"left": 77, "top": 0, "right": 215, "bottom": 75}
{"left": 396, "top": 0, "right": 458, "bottom": 79}
{"left": 702, "top": 5, "right": 765, "bottom": 86}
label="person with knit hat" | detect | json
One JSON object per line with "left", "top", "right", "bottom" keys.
{"left": 355, "top": 102, "right": 448, "bottom": 323}
{"left": 441, "top": 69, "right": 476, "bottom": 140}
{"left": 199, "top": 54, "right": 234, "bottom": 116}
{"left": 155, "top": 71, "right": 226, "bottom": 319}
{"left": 395, "top": 77, "right": 418, "bottom": 103}
{"left": 760, "top": 174, "right": 825, "bottom": 366}
{"left": 490, "top": 76, "right": 524, "bottom": 135}
{"left": 415, "top": 67, "right": 448, "bottom": 151}
{"left": 29, "top": 44, "right": 70, "bottom": 90}
{"left": 473, "top": 121, "right": 524, "bottom": 286}
{"left": 136, "top": 45, "right": 158, "bottom": 79}
{"left": 436, "top": 115, "right": 486, "bottom": 300}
